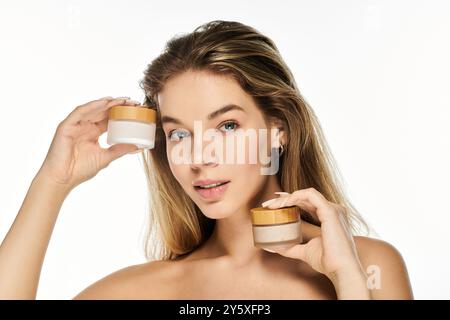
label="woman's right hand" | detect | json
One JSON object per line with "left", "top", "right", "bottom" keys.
{"left": 37, "top": 96, "right": 142, "bottom": 192}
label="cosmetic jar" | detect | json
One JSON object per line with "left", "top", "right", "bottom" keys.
{"left": 250, "top": 206, "right": 302, "bottom": 249}
{"left": 106, "top": 105, "right": 156, "bottom": 149}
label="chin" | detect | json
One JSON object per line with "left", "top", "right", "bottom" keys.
{"left": 196, "top": 199, "right": 239, "bottom": 220}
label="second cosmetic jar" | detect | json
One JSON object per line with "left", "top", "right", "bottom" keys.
{"left": 250, "top": 206, "right": 302, "bottom": 249}
{"left": 107, "top": 105, "right": 157, "bottom": 149}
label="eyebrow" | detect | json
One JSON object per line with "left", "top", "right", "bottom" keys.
{"left": 161, "top": 104, "right": 245, "bottom": 125}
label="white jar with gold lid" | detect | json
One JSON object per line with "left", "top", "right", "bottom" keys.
{"left": 106, "top": 105, "right": 156, "bottom": 149}
{"left": 250, "top": 206, "right": 302, "bottom": 249}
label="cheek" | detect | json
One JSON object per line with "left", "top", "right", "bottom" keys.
{"left": 232, "top": 132, "right": 273, "bottom": 196}
{"left": 166, "top": 145, "right": 192, "bottom": 188}
{"left": 226, "top": 162, "right": 266, "bottom": 202}
{"left": 222, "top": 129, "right": 271, "bottom": 189}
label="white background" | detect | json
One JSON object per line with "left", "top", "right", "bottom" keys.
{"left": 0, "top": 0, "right": 449, "bottom": 299}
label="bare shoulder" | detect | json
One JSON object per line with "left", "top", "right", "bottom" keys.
{"left": 353, "top": 236, "right": 405, "bottom": 265}
{"left": 73, "top": 259, "right": 183, "bottom": 300}
{"left": 353, "top": 236, "right": 414, "bottom": 299}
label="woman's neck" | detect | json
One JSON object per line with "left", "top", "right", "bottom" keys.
{"left": 199, "top": 175, "right": 283, "bottom": 265}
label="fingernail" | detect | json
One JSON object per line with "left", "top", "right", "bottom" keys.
{"left": 116, "top": 96, "right": 131, "bottom": 100}
{"left": 127, "top": 100, "right": 142, "bottom": 105}
{"left": 274, "top": 192, "right": 290, "bottom": 196}
{"left": 262, "top": 248, "right": 276, "bottom": 253}
{"left": 261, "top": 198, "right": 277, "bottom": 207}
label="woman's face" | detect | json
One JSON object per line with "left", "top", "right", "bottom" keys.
{"left": 158, "top": 70, "right": 279, "bottom": 219}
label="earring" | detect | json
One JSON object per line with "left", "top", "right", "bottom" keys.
{"left": 279, "top": 144, "right": 285, "bottom": 156}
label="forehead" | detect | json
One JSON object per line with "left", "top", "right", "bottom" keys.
{"left": 157, "top": 70, "right": 255, "bottom": 116}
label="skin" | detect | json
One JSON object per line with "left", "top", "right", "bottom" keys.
{"left": 0, "top": 71, "right": 414, "bottom": 300}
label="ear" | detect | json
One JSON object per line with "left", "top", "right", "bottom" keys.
{"left": 277, "top": 129, "right": 287, "bottom": 146}
{"left": 268, "top": 117, "right": 287, "bottom": 146}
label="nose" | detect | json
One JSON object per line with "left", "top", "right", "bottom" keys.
{"left": 190, "top": 160, "right": 218, "bottom": 170}
{"left": 189, "top": 141, "right": 219, "bottom": 170}
{"left": 190, "top": 154, "right": 219, "bottom": 170}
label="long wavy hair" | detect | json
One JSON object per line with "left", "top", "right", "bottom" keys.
{"left": 139, "top": 20, "right": 370, "bottom": 261}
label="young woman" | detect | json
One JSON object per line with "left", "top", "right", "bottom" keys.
{"left": 0, "top": 20, "right": 413, "bottom": 299}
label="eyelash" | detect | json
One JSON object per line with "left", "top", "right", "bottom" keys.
{"left": 167, "top": 120, "right": 240, "bottom": 141}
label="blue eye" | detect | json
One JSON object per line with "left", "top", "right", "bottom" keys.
{"left": 219, "top": 121, "right": 239, "bottom": 132}
{"left": 168, "top": 129, "right": 190, "bottom": 141}
{"left": 167, "top": 121, "right": 239, "bottom": 141}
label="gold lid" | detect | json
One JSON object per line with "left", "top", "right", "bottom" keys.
{"left": 250, "top": 206, "right": 300, "bottom": 225}
{"left": 108, "top": 105, "right": 156, "bottom": 124}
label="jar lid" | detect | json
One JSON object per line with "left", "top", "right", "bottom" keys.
{"left": 250, "top": 206, "right": 300, "bottom": 225}
{"left": 108, "top": 105, "right": 156, "bottom": 124}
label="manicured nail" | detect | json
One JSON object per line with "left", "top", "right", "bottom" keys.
{"left": 127, "top": 100, "right": 142, "bottom": 105}
{"left": 274, "top": 192, "right": 290, "bottom": 196}
{"left": 262, "top": 198, "right": 277, "bottom": 207}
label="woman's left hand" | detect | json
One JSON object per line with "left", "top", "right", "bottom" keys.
{"left": 261, "top": 188, "right": 372, "bottom": 299}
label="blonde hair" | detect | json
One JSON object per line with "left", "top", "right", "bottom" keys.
{"left": 139, "top": 20, "right": 369, "bottom": 261}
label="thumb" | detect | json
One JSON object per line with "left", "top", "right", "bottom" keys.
{"left": 101, "top": 143, "right": 140, "bottom": 166}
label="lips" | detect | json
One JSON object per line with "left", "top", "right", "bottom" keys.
{"left": 193, "top": 179, "right": 230, "bottom": 188}
{"left": 193, "top": 179, "right": 230, "bottom": 200}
